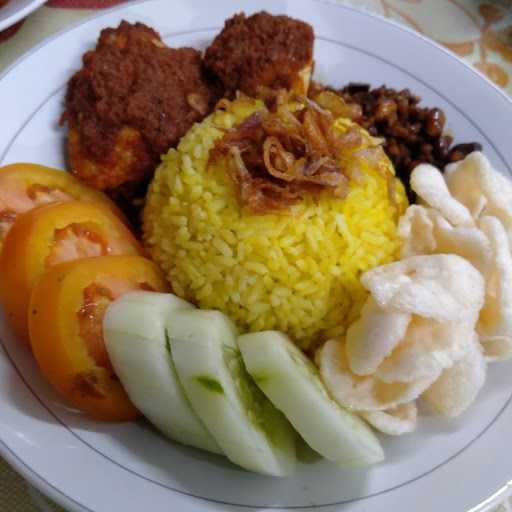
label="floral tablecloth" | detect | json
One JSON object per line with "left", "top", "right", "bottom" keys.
{"left": 1, "top": 1, "right": 511, "bottom": 511}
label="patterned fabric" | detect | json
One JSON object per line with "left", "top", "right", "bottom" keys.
{"left": 0, "top": 1, "right": 511, "bottom": 511}
{"left": 339, "top": 0, "right": 512, "bottom": 94}
{"left": 0, "top": 458, "right": 61, "bottom": 511}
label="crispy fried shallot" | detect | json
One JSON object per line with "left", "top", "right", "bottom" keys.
{"left": 211, "top": 95, "right": 379, "bottom": 213}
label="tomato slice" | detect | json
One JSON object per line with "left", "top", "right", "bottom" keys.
{"left": 29, "top": 255, "right": 168, "bottom": 421}
{"left": 0, "top": 200, "right": 141, "bottom": 343}
{"left": 0, "top": 163, "right": 124, "bottom": 247}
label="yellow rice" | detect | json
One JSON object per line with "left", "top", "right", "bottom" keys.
{"left": 143, "top": 98, "right": 407, "bottom": 348}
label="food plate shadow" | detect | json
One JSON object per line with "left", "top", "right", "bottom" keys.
{"left": 5, "top": 362, "right": 58, "bottom": 425}
{"left": 102, "top": 420, "right": 372, "bottom": 510}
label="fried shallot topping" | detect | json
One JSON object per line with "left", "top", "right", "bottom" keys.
{"left": 212, "top": 92, "right": 377, "bottom": 214}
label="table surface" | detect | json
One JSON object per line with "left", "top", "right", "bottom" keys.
{"left": 1, "top": 1, "right": 511, "bottom": 511}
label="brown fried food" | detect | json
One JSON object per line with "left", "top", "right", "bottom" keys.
{"left": 67, "top": 125, "right": 150, "bottom": 191}
{"left": 204, "top": 12, "right": 314, "bottom": 97}
{"left": 63, "top": 21, "right": 214, "bottom": 196}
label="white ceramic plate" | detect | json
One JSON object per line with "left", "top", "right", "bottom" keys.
{"left": 1, "top": 1, "right": 512, "bottom": 511}
{"left": 0, "top": 0, "right": 46, "bottom": 31}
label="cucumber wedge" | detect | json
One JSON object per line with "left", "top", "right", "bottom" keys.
{"left": 103, "top": 291, "right": 222, "bottom": 454}
{"left": 238, "top": 331, "right": 385, "bottom": 466}
{"left": 168, "top": 309, "right": 296, "bottom": 477}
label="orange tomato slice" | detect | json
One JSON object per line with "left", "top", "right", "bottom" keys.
{"left": 0, "top": 200, "right": 141, "bottom": 343}
{"left": 0, "top": 163, "right": 124, "bottom": 247}
{"left": 29, "top": 255, "right": 169, "bottom": 421}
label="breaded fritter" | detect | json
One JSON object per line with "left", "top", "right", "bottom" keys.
{"left": 204, "top": 12, "right": 314, "bottom": 97}
{"left": 64, "top": 21, "right": 214, "bottom": 195}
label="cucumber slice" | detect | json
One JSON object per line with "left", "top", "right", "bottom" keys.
{"left": 168, "top": 309, "right": 296, "bottom": 477}
{"left": 103, "top": 291, "right": 222, "bottom": 454}
{"left": 238, "top": 331, "right": 385, "bottom": 466}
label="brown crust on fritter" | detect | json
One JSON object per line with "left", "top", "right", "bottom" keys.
{"left": 204, "top": 12, "right": 314, "bottom": 97}
{"left": 67, "top": 124, "right": 151, "bottom": 191}
{"left": 63, "top": 21, "right": 214, "bottom": 191}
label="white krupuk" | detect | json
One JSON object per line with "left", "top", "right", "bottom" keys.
{"left": 445, "top": 152, "right": 512, "bottom": 240}
{"left": 374, "top": 318, "right": 476, "bottom": 384}
{"left": 319, "top": 338, "right": 436, "bottom": 412}
{"left": 346, "top": 297, "right": 411, "bottom": 376}
{"left": 423, "top": 334, "right": 487, "bottom": 417}
{"left": 398, "top": 204, "right": 437, "bottom": 258}
{"left": 478, "top": 216, "right": 512, "bottom": 361}
{"left": 360, "top": 402, "right": 418, "bottom": 436}
{"left": 399, "top": 205, "right": 492, "bottom": 275}
{"left": 400, "top": 153, "right": 512, "bottom": 362}
{"left": 323, "top": 249, "right": 485, "bottom": 424}
{"left": 410, "top": 163, "right": 473, "bottom": 226}
{"left": 361, "top": 254, "right": 485, "bottom": 324}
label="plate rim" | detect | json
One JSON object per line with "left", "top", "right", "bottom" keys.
{"left": 2, "top": 0, "right": 511, "bottom": 106}
{"left": 1, "top": 1, "right": 512, "bottom": 511}
{"left": 0, "top": 0, "right": 47, "bottom": 32}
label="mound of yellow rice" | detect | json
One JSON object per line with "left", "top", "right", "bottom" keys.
{"left": 143, "top": 98, "right": 407, "bottom": 348}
